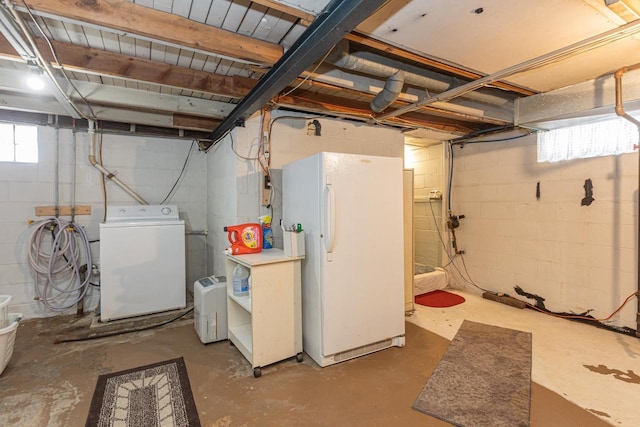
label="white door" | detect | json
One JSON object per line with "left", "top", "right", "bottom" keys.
{"left": 320, "top": 153, "right": 405, "bottom": 356}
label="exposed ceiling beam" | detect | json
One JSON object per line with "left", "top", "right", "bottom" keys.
{"left": 206, "top": 0, "right": 390, "bottom": 144}
{"left": 276, "top": 90, "right": 487, "bottom": 134}
{"left": 250, "top": 0, "right": 316, "bottom": 25}
{"left": 20, "top": 0, "right": 283, "bottom": 65}
{"left": 61, "top": 80, "right": 236, "bottom": 118}
{"left": 0, "top": 90, "right": 218, "bottom": 130}
{"left": 0, "top": 67, "right": 234, "bottom": 121}
{"left": 345, "top": 31, "right": 537, "bottom": 97}
{"left": 302, "top": 64, "right": 512, "bottom": 123}
{"left": 0, "top": 35, "right": 256, "bottom": 98}
{"left": 173, "top": 114, "right": 221, "bottom": 131}
{"left": 285, "top": 78, "right": 507, "bottom": 126}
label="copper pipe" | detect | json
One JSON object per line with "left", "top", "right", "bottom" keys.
{"left": 614, "top": 63, "right": 640, "bottom": 337}
{"left": 614, "top": 64, "right": 640, "bottom": 127}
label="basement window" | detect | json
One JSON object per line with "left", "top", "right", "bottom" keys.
{"left": 537, "top": 117, "right": 637, "bottom": 163}
{"left": 0, "top": 124, "right": 38, "bottom": 163}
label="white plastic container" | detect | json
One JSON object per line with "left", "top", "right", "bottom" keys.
{"left": 0, "top": 313, "right": 21, "bottom": 376}
{"left": 283, "top": 231, "right": 305, "bottom": 257}
{"left": 0, "top": 295, "right": 11, "bottom": 329}
{"left": 232, "top": 264, "right": 250, "bottom": 296}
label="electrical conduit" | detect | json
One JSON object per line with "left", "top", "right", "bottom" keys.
{"left": 613, "top": 64, "right": 640, "bottom": 338}
{"left": 87, "top": 120, "right": 148, "bottom": 205}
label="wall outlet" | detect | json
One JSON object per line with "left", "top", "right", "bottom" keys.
{"left": 262, "top": 187, "right": 271, "bottom": 206}
{"left": 428, "top": 190, "right": 442, "bottom": 200}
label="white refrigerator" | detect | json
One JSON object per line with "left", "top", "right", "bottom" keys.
{"left": 283, "top": 152, "right": 405, "bottom": 367}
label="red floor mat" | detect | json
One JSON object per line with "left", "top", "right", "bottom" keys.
{"left": 415, "top": 290, "right": 465, "bottom": 308}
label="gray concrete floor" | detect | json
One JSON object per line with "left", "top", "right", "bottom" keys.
{"left": 0, "top": 313, "right": 611, "bottom": 426}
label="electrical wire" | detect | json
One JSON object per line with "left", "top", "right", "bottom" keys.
{"left": 457, "top": 253, "right": 495, "bottom": 294}
{"left": 451, "top": 129, "right": 536, "bottom": 145}
{"left": 449, "top": 125, "right": 514, "bottom": 143}
{"left": 280, "top": 46, "right": 336, "bottom": 97}
{"left": 20, "top": 0, "right": 96, "bottom": 119}
{"left": 428, "top": 199, "right": 452, "bottom": 260}
{"left": 427, "top": 199, "right": 495, "bottom": 294}
{"left": 230, "top": 131, "right": 260, "bottom": 161}
{"left": 204, "top": 129, "right": 231, "bottom": 152}
{"left": 256, "top": 110, "right": 270, "bottom": 176}
{"left": 439, "top": 119, "right": 637, "bottom": 329}
{"left": 28, "top": 218, "right": 93, "bottom": 312}
{"left": 447, "top": 142, "right": 453, "bottom": 212}
{"left": 524, "top": 292, "right": 638, "bottom": 323}
{"left": 160, "top": 139, "right": 195, "bottom": 204}
{"left": 6, "top": 0, "right": 92, "bottom": 120}
{"left": 54, "top": 307, "right": 194, "bottom": 344}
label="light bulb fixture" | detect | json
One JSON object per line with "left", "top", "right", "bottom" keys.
{"left": 26, "top": 64, "right": 44, "bottom": 91}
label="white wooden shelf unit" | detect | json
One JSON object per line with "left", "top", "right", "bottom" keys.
{"left": 225, "top": 249, "right": 303, "bottom": 377}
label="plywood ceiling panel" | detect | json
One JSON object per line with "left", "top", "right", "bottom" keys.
{"left": 357, "top": 0, "right": 635, "bottom": 91}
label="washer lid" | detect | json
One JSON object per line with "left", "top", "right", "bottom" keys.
{"left": 105, "top": 205, "right": 180, "bottom": 222}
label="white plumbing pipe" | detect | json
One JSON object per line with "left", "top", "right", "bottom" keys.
{"left": 71, "top": 128, "right": 76, "bottom": 220}
{"left": 87, "top": 120, "right": 148, "bottom": 205}
{"left": 54, "top": 126, "right": 59, "bottom": 217}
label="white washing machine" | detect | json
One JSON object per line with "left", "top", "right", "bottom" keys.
{"left": 99, "top": 205, "right": 186, "bottom": 322}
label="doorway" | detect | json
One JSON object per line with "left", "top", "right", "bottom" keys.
{"left": 404, "top": 142, "right": 445, "bottom": 270}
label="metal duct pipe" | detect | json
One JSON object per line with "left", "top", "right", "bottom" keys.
{"left": 613, "top": 63, "right": 640, "bottom": 338}
{"left": 371, "top": 71, "right": 405, "bottom": 112}
{"left": 87, "top": 120, "right": 149, "bottom": 205}
{"left": 377, "top": 19, "right": 640, "bottom": 122}
{"left": 327, "top": 41, "right": 515, "bottom": 108}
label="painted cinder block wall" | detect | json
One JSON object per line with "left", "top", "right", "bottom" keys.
{"left": 0, "top": 126, "right": 208, "bottom": 318}
{"left": 207, "top": 111, "right": 405, "bottom": 278}
{"left": 405, "top": 143, "right": 444, "bottom": 269}
{"left": 449, "top": 133, "right": 637, "bottom": 328}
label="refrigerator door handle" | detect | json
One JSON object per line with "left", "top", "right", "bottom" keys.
{"left": 324, "top": 182, "right": 336, "bottom": 262}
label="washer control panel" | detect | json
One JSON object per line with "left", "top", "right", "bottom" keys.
{"left": 106, "top": 205, "right": 180, "bottom": 222}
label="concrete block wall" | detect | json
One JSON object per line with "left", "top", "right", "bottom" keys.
{"left": 405, "top": 143, "right": 444, "bottom": 268}
{"left": 0, "top": 126, "right": 207, "bottom": 318}
{"left": 206, "top": 111, "right": 405, "bottom": 277}
{"left": 206, "top": 133, "right": 239, "bottom": 278}
{"left": 450, "top": 133, "right": 638, "bottom": 328}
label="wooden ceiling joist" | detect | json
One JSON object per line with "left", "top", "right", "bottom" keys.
{"left": 276, "top": 90, "right": 486, "bottom": 134}
{"left": 0, "top": 35, "right": 257, "bottom": 98}
{"left": 290, "top": 77, "right": 508, "bottom": 125}
{"left": 172, "top": 114, "right": 221, "bottom": 131}
{"left": 21, "top": 0, "right": 283, "bottom": 65}
{"left": 345, "top": 31, "right": 537, "bottom": 97}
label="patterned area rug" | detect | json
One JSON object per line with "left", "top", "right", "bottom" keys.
{"left": 413, "top": 320, "right": 532, "bottom": 427}
{"left": 86, "top": 357, "right": 200, "bottom": 427}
